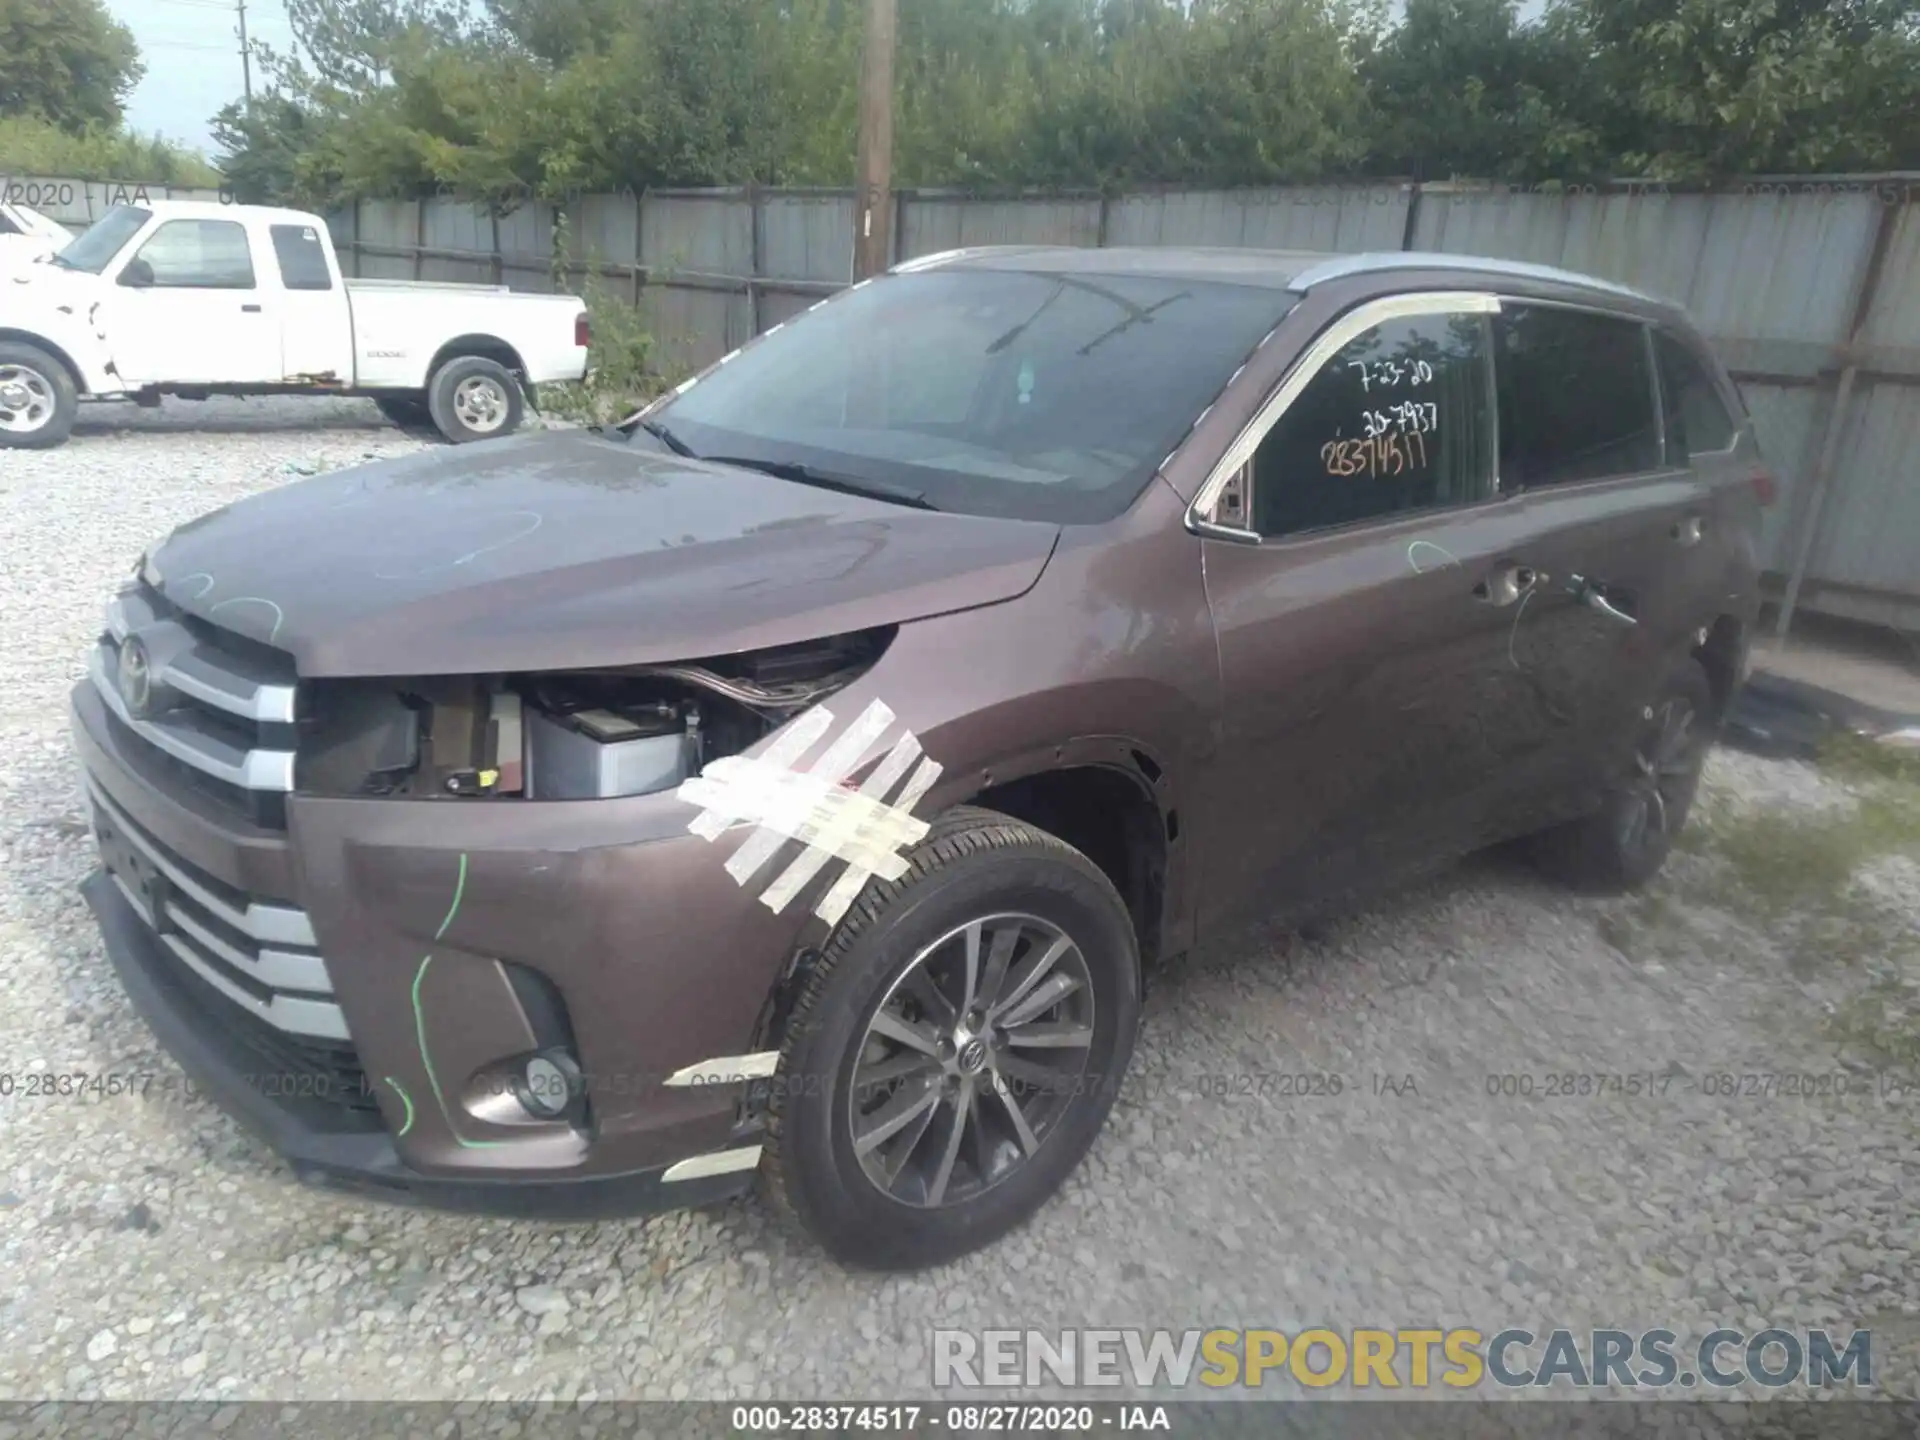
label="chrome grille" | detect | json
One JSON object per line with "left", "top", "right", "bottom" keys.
{"left": 89, "top": 585, "right": 298, "bottom": 807}
{"left": 84, "top": 773, "right": 348, "bottom": 1042}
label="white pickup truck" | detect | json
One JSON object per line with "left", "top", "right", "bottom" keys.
{"left": 0, "top": 200, "right": 590, "bottom": 449}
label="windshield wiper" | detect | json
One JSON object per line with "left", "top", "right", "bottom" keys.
{"left": 631, "top": 417, "right": 697, "bottom": 457}
{"left": 702, "top": 455, "right": 937, "bottom": 511}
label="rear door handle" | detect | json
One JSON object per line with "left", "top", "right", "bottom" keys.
{"left": 1473, "top": 564, "right": 1542, "bottom": 607}
{"left": 1671, "top": 514, "right": 1703, "bottom": 546}
{"left": 241, "top": 303, "right": 263, "bottom": 313}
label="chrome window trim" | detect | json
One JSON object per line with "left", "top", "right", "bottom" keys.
{"left": 1289, "top": 252, "right": 1654, "bottom": 304}
{"left": 88, "top": 644, "right": 296, "bottom": 793}
{"left": 1185, "top": 291, "right": 1503, "bottom": 535}
{"left": 84, "top": 774, "right": 316, "bottom": 947}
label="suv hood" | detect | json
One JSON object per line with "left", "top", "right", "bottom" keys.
{"left": 144, "top": 429, "right": 1061, "bottom": 676}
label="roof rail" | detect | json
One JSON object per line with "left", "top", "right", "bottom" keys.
{"left": 1288, "top": 251, "right": 1657, "bottom": 303}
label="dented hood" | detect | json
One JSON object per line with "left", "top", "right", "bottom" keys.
{"left": 144, "top": 429, "right": 1061, "bottom": 677}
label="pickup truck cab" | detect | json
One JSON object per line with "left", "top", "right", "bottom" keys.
{"left": 0, "top": 201, "right": 589, "bottom": 448}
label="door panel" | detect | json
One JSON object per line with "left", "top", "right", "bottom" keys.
{"left": 108, "top": 218, "right": 280, "bottom": 386}
{"left": 268, "top": 221, "right": 353, "bottom": 382}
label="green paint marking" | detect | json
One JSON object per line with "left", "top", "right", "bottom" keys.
{"left": 435, "top": 852, "right": 468, "bottom": 940}
{"left": 410, "top": 854, "right": 507, "bottom": 1150}
{"left": 385, "top": 1076, "right": 416, "bottom": 1137}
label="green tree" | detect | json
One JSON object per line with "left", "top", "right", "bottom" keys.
{"left": 0, "top": 0, "right": 143, "bottom": 132}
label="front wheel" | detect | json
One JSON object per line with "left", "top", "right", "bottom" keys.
{"left": 426, "top": 356, "right": 525, "bottom": 444}
{"left": 764, "top": 807, "right": 1141, "bottom": 1270}
{"left": 0, "top": 341, "right": 78, "bottom": 449}
{"left": 1524, "top": 655, "right": 1717, "bottom": 892}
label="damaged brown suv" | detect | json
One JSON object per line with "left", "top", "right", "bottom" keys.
{"left": 74, "top": 246, "right": 1767, "bottom": 1269}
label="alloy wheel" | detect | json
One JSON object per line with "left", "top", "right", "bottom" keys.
{"left": 453, "top": 375, "right": 510, "bottom": 432}
{"left": 848, "top": 913, "right": 1096, "bottom": 1209}
{"left": 0, "top": 365, "right": 55, "bottom": 434}
{"left": 1620, "top": 697, "right": 1702, "bottom": 854}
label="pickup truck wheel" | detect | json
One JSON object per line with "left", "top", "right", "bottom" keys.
{"left": 374, "top": 394, "right": 433, "bottom": 431}
{"left": 763, "top": 806, "right": 1141, "bottom": 1270}
{"left": 427, "top": 356, "right": 524, "bottom": 444}
{"left": 1524, "top": 656, "right": 1716, "bottom": 893}
{"left": 0, "top": 342, "right": 77, "bottom": 449}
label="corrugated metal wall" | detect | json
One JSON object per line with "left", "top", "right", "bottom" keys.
{"left": 317, "top": 177, "right": 1918, "bottom": 628}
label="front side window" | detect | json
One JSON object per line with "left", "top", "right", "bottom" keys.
{"left": 129, "top": 220, "right": 256, "bottom": 289}
{"left": 1493, "top": 305, "right": 1659, "bottom": 487}
{"left": 52, "top": 205, "right": 150, "bottom": 274}
{"left": 653, "top": 268, "right": 1294, "bottom": 524}
{"left": 1249, "top": 311, "right": 1496, "bottom": 539}
{"left": 1654, "top": 330, "right": 1736, "bottom": 456}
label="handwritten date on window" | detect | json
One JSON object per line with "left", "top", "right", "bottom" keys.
{"left": 1348, "top": 358, "right": 1434, "bottom": 392}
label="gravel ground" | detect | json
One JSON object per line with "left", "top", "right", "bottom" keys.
{"left": 1, "top": 399, "right": 1916, "bottom": 1405}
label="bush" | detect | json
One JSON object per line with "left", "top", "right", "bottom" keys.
{"left": 540, "top": 271, "right": 674, "bottom": 427}
{"left": 0, "top": 114, "right": 222, "bottom": 187}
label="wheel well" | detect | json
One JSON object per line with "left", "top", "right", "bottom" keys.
{"left": 1693, "top": 615, "right": 1746, "bottom": 721}
{"left": 427, "top": 335, "right": 527, "bottom": 383}
{"left": 0, "top": 329, "right": 86, "bottom": 395}
{"left": 975, "top": 765, "right": 1167, "bottom": 968}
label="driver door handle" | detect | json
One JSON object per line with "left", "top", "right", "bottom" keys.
{"left": 1473, "top": 564, "right": 1541, "bottom": 607}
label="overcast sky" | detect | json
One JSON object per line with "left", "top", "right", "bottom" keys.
{"left": 109, "top": 0, "right": 297, "bottom": 153}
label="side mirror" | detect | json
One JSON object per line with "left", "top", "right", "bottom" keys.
{"left": 119, "top": 258, "right": 154, "bottom": 289}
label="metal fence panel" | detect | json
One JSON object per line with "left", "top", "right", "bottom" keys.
{"left": 898, "top": 195, "right": 1101, "bottom": 258}
{"left": 762, "top": 192, "right": 854, "bottom": 283}
{"left": 1741, "top": 382, "right": 1828, "bottom": 573}
{"left": 1806, "top": 378, "right": 1920, "bottom": 601}
{"left": 643, "top": 191, "right": 752, "bottom": 276}
{"left": 1106, "top": 185, "right": 1408, "bottom": 252}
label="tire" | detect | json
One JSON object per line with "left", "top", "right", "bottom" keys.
{"left": 426, "top": 356, "right": 525, "bottom": 444}
{"left": 764, "top": 806, "right": 1142, "bottom": 1270}
{"left": 374, "top": 394, "right": 433, "bottom": 430}
{"left": 0, "top": 341, "right": 78, "bottom": 449}
{"left": 1523, "top": 655, "right": 1717, "bottom": 893}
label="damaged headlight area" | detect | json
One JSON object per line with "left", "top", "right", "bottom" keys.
{"left": 294, "top": 627, "right": 894, "bottom": 801}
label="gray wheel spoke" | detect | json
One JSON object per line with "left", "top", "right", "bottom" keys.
{"left": 959, "top": 921, "right": 982, "bottom": 1013}
{"left": 991, "top": 1073, "right": 1041, "bottom": 1154}
{"left": 1647, "top": 784, "right": 1669, "bottom": 838}
{"left": 881, "top": 1086, "right": 944, "bottom": 1182}
{"left": 855, "top": 1076, "right": 940, "bottom": 1156}
{"left": 925, "top": 1082, "right": 974, "bottom": 1205}
{"left": 1004, "top": 1021, "right": 1094, "bottom": 1049}
{"left": 992, "top": 935, "right": 1074, "bottom": 1020}
{"left": 900, "top": 965, "right": 957, "bottom": 1028}
{"left": 996, "top": 968, "right": 1083, "bottom": 1030}
{"left": 976, "top": 924, "right": 1020, "bottom": 1010}
{"left": 993, "top": 1053, "right": 1073, "bottom": 1089}
{"left": 854, "top": 1051, "right": 941, "bottom": 1092}
{"left": 869, "top": 1007, "right": 941, "bottom": 1057}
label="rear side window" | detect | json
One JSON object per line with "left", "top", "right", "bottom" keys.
{"left": 130, "top": 219, "right": 255, "bottom": 289}
{"left": 270, "top": 223, "right": 334, "bottom": 291}
{"left": 1250, "top": 311, "right": 1496, "bottom": 539}
{"left": 0, "top": 212, "right": 18, "bottom": 236}
{"left": 1493, "top": 305, "right": 1659, "bottom": 486}
{"left": 1654, "top": 330, "right": 1736, "bottom": 455}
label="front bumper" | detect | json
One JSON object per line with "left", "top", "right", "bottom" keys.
{"left": 82, "top": 870, "right": 753, "bottom": 1218}
{"left": 71, "top": 681, "right": 810, "bottom": 1216}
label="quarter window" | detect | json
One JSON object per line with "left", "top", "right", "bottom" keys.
{"left": 1654, "top": 330, "right": 1736, "bottom": 455}
{"left": 1493, "top": 305, "right": 1659, "bottom": 486}
{"left": 270, "top": 223, "right": 334, "bottom": 291}
{"left": 1249, "top": 311, "right": 1496, "bottom": 539}
{"left": 129, "top": 219, "right": 255, "bottom": 289}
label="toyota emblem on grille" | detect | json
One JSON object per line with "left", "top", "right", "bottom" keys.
{"left": 117, "top": 635, "right": 154, "bottom": 718}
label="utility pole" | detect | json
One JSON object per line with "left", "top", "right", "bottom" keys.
{"left": 852, "top": 0, "right": 896, "bottom": 280}
{"left": 236, "top": 0, "right": 254, "bottom": 104}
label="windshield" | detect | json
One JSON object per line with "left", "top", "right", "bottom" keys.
{"left": 53, "top": 206, "right": 150, "bottom": 273}
{"left": 653, "top": 268, "right": 1293, "bottom": 524}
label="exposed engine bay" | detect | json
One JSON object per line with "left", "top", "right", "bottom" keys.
{"left": 296, "top": 627, "right": 893, "bottom": 800}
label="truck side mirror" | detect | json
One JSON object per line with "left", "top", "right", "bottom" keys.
{"left": 119, "top": 258, "right": 154, "bottom": 289}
